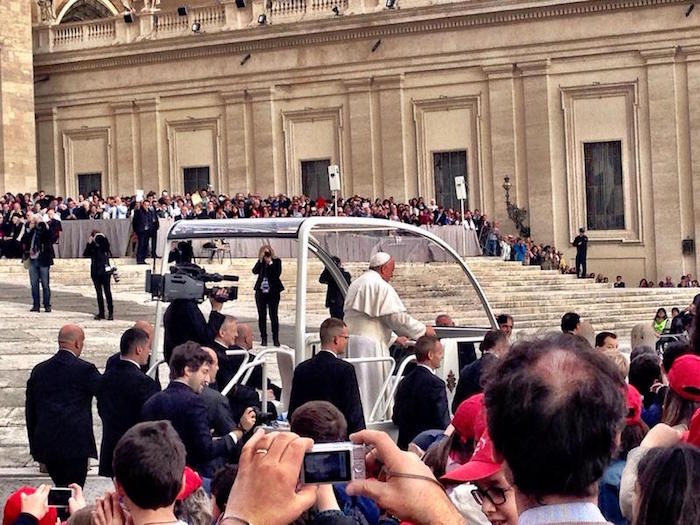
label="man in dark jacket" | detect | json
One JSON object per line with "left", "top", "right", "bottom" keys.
{"left": 392, "top": 335, "right": 450, "bottom": 450}
{"left": 288, "top": 318, "right": 365, "bottom": 435}
{"left": 25, "top": 325, "right": 101, "bottom": 486}
{"left": 22, "top": 216, "right": 54, "bottom": 312}
{"left": 319, "top": 257, "right": 352, "bottom": 319}
{"left": 132, "top": 199, "right": 157, "bottom": 264}
{"left": 452, "top": 329, "right": 509, "bottom": 412}
{"left": 97, "top": 327, "right": 159, "bottom": 478}
{"left": 141, "top": 341, "right": 245, "bottom": 479}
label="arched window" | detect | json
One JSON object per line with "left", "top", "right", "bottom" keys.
{"left": 59, "top": 0, "right": 114, "bottom": 23}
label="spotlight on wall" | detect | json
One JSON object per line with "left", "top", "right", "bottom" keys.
{"left": 192, "top": 21, "right": 201, "bottom": 32}
{"left": 235, "top": 0, "right": 246, "bottom": 7}
{"left": 123, "top": 11, "right": 135, "bottom": 23}
{"left": 258, "top": 14, "right": 267, "bottom": 24}
{"left": 385, "top": 0, "right": 396, "bottom": 9}
{"left": 332, "top": 5, "right": 340, "bottom": 15}
{"left": 240, "top": 53, "right": 251, "bottom": 65}
{"left": 686, "top": 3, "right": 695, "bottom": 16}
{"left": 177, "top": 6, "right": 188, "bottom": 16}
{"left": 371, "top": 39, "right": 381, "bottom": 52}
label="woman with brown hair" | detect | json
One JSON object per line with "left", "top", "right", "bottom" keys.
{"left": 253, "top": 244, "right": 283, "bottom": 346}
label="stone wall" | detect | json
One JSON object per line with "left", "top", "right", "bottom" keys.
{"left": 30, "top": 0, "right": 700, "bottom": 283}
{"left": 0, "top": 1, "right": 36, "bottom": 193}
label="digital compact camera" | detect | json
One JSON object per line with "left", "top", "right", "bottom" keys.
{"left": 300, "top": 442, "right": 366, "bottom": 485}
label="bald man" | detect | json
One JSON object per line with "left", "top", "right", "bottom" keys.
{"left": 26, "top": 324, "right": 101, "bottom": 487}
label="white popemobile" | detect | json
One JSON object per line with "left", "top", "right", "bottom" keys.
{"left": 147, "top": 217, "right": 496, "bottom": 434}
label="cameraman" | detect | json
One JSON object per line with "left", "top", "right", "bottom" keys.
{"left": 163, "top": 284, "right": 228, "bottom": 364}
{"left": 21, "top": 215, "right": 53, "bottom": 313}
{"left": 83, "top": 230, "right": 114, "bottom": 320}
{"left": 253, "top": 245, "right": 283, "bottom": 346}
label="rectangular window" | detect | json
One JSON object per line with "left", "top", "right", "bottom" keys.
{"left": 77, "top": 173, "right": 102, "bottom": 197}
{"left": 584, "top": 141, "right": 625, "bottom": 230}
{"left": 301, "top": 159, "right": 332, "bottom": 200}
{"left": 433, "top": 150, "right": 467, "bottom": 210}
{"left": 183, "top": 166, "right": 210, "bottom": 195}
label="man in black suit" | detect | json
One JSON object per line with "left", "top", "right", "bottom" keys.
{"left": 288, "top": 318, "right": 365, "bottom": 434}
{"left": 132, "top": 199, "right": 157, "bottom": 264}
{"left": 209, "top": 314, "right": 243, "bottom": 392}
{"left": 25, "top": 324, "right": 101, "bottom": 486}
{"left": 141, "top": 341, "right": 244, "bottom": 480}
{"left": 392, "top": 335, "right": 450, "bottom": 450}
{"left": 97, "top": 327, "right": 159, "bottom": 478}
{"left": 319, "top": 257, "right": 352, "bottom": 319}
{"left": 163, "top": 290, "right": 226, "bottom": 364}
{"left": 452, "top": 329, "right": 509, "bottom": 412}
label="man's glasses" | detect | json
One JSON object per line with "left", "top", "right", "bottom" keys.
{"left": 471, "top": 487, "right": 510, "bottom": 506}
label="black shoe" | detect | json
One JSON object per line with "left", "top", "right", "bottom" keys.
{"left": 137, "top": 261, "right": 147, "bottom": 265}
{"left": 44, "top": 307, "right": 51, "bottom": 313}
{"left": 273, "top": 340, "right": 281, "bottom": 347}
{"left": 94, "top": 313, "right": 104, "bottom": 320}
{"left": 261, "top": 338, "right": 268, "bottom": 347}
{"left": 30, "top": 307, "right": 39, "bottom": 312}
{"left": 107, "top": 313, "right": 114, "bottom": 321}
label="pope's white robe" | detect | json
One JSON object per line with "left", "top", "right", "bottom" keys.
{"left": 343, "top": 269, "right": 426, "bottom": 421}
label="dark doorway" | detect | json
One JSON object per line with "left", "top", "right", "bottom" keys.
{"left": 77, "top": 173, "right": 102, "bottom": 197}
{"left": 301, "top": 159, "right": 332, "bottom": 201}
{"left": 183, "top": 166, "right": 211, "bottom": 195}
{"left": 433, "top": 150, "right": 467, "bottom": 210}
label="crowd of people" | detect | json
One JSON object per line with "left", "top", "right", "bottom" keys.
{"left": 0, "top": 189, "right": 598, "bottom": 277}
{"left": 11, "top": 246, "right": 700, "bottom": 525}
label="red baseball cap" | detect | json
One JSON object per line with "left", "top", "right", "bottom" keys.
{"left": 681, "top": 408, "right": 700, "bottom": 447}
{"left": 451, "top": 393, "right": 486, "bottom": 444}
{"left": 667, "top": 354, "right": 700, "bottom": 402}
{"left": 176, "top": 467, "right": 202, "bottom": 501}
{"left": 3, "top": 487, "right": 58, "bottom": 525}
{"left": 625, "top": 384, "right": 643, "bottom": 427}
{"left": 441, "top": 433, "right": 501, "bottom": 484}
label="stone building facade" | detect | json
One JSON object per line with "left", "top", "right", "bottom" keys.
{"left": 12, "top": 0, "right": 700, "bottom": 282}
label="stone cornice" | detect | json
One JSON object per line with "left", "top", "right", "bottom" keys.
{"left": 34, "top": 0, "right": 687, "bottom": 74}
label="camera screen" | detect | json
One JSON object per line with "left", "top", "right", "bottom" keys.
{"left": 303, "top": 450, "right": 352, "bottom": 483}
{"left": 47, "top": 488, "right": 72, "bottom": 507}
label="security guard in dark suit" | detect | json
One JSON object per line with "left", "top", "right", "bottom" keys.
{"left": 25, "top": 325, "right": 101, "bottom": 487}
{"left": 288, "top": 318, "right": 365, "bottom": 434}
{"left": 392, "top": 335, "right": 450, "bottom": 450}
{"left": 97, "top": 327, "right": 159, "bottom": 477}
{"left": 319, "top": 257, "right": 352, "bottom": 320}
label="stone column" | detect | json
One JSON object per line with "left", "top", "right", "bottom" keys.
{"left": 221, "top": 91, "right": 250, "bottom": 195}
{"left": 35, "top": 108, "right": 59, "bottom": 194}
{"left": 135, "top": 98, "right": 161, "bottom": 192}
{"left": 520, "top": 60, "right": 554, "bottom": 243}
{"left": 684, "top": 47, "right": 700, "bottom": 275}
{"left": 111, "top": 101, "right": 137, "bottom": 196}
{"left": 375, "top": 75, "right": 406, "bottom": 200}
{"left": 642, "top": 49, "right": 686, "bottom": 278}
{"left": 0, "top": 1, "right": 37, "bottom": 193}
{"left": 343, "top": 78, "right": 373, "bottom": 197}
{"left": 247, "top": 88, "right": 275, "bottom": 193}
{"left": 484, "top": 64, "right": 517, "bottom": 229}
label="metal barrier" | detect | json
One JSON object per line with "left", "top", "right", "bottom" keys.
{"left": 221, "top": 348, "right": 295, "bottom": 417}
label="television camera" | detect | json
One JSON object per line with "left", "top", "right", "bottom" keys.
{"left": 145, "top": 263, "right": 239, "bottom": 303}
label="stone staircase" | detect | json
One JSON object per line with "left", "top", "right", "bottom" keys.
{"left": 0, "top": 256, "right": 697, "bottom": 472}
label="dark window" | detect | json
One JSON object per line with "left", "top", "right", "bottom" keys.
{"left": 77, "top": 173, "right": 102, "bottom": 197}
{"left": 60, "top": 0, "right": 113, "bottom": 23}
{"left": 433, "top": 150, "right": 467, "bottom": 210}
{"left": 584, "top": 141, "right": 625, "bottom": 230}
{"left": 301, "top": 159, "right": 332, "bottom": 201}
{"left": 183, "top": 166, "right": 210, "bottom": 194}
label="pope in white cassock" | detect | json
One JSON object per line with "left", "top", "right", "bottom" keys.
{"left": 343, "top": 252, "right": 435, "bottom": 420}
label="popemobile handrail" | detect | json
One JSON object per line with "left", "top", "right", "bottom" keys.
{"left": 342, "top": 356, "right": 397, "bottom": 424}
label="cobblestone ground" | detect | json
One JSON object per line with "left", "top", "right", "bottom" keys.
{"left": 0, "top": 264, "right": 288, "bottom": 498}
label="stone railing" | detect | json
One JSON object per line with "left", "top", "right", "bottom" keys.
{"left": 50, "top": 18, "right": 116, "bottom": 49}
{"left": 32, "top": 0, "right": 390, "bottom": 53}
